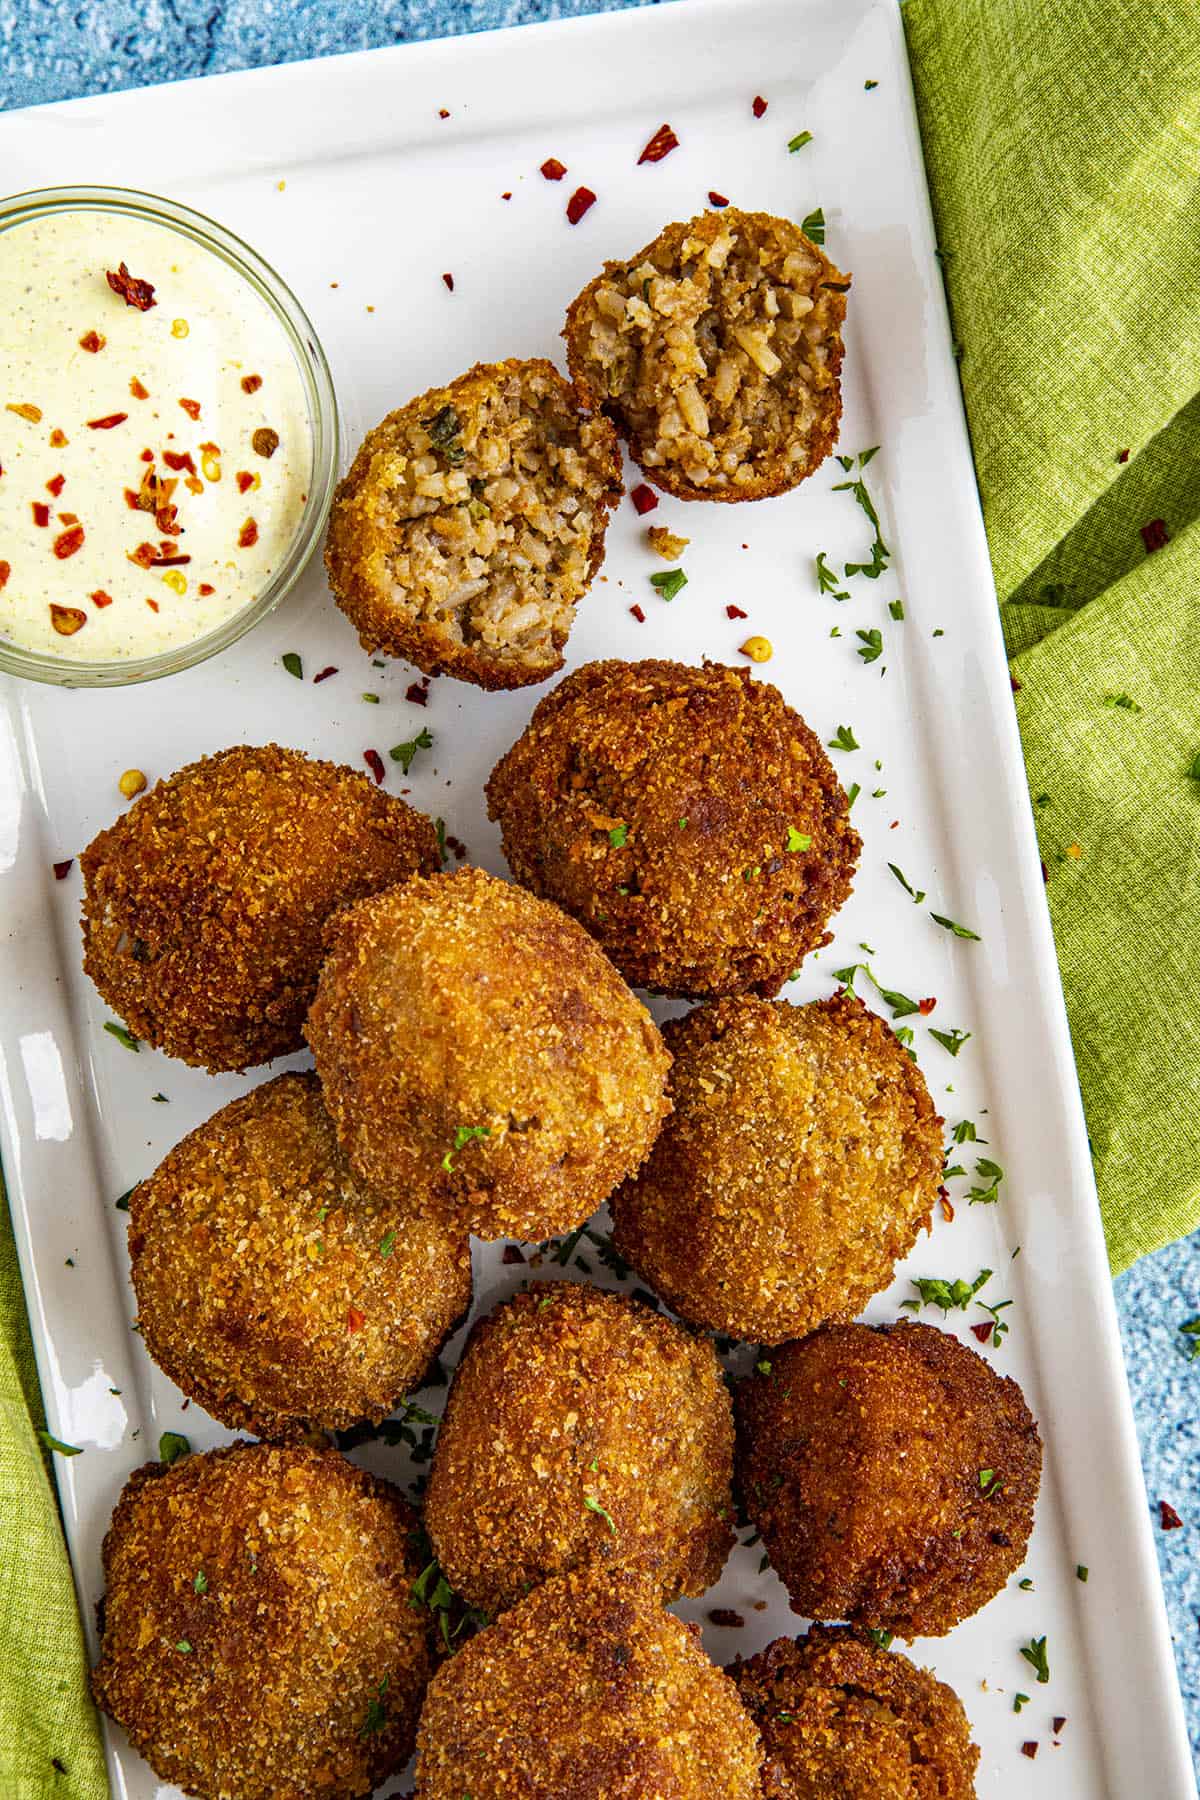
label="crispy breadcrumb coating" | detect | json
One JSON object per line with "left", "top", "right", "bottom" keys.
{"left": 486, "top": 660, "right": 860, "bottom": 998}
{"left": 129, "top": 1072, "right": 471, "bottom": 1438}
{"left": 81, "top": 744, "right": 439, "bottom": 1072}
{"left": 425, "top": 1281, "right": 733, "bottom": 1614}
{"left": 414, "top": 1564, "right": 763, "bottom": 1799}
{"left": 611, "top": 993, "right": 941, "bottom": 1344}
{"left": 91, "top": 1442, "right": 435, "bottom": 1800}
{"left": 736, "top": 1322, "right": 1042, "bottom": 1638}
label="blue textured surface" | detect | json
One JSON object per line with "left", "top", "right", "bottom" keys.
{"left": 2, "top": 0, "right": 1197, "bottom": 1767}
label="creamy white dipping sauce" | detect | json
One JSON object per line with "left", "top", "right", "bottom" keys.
{"left": 0, "top": 209, "right": 311, "bottom": 662}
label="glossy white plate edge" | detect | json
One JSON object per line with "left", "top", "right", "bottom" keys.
{"left": 0, "top": 2, "right": 1192, "bottom": 1796}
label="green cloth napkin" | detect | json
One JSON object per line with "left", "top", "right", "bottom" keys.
{"left": 3, "top": 2, "right": 1200, "bottom": 1793}
{"left": 905, "top": 0, "right": 1200, "bottom": 1272}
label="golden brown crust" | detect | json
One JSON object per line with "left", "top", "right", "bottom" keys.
{"left": 611, "top": 993, "right": 942, "bottom": 1344}
{"left": 129, "top": 1072, "right": 472, "bottom": 1439}
{"left": 486, "top": 660, "right": 860, "bottom": 998}
{"left": 91, "top": 1442, "right": 435, "bottom": 1800}
{"left": 563, "top": 210, "right": 848, "bottom": 503}
{"left": 325, "top": 358, "right": 622, "bottom": 690}
{"left": 414, "top": 1564, "right": 763, "bottom": 1799}
{"left": 735, "top": 1322, "right": 1042, "bottom": 1638}
{"left": 424, "top": 1281, "right": 734, "bottom": 1614}
{"left": 304, "top": 866, "right": 672, "bottom": 1240}
{"left": 733, "top": 1627, "right": 979, "bottom": 1799}
{"left": 80, "top": 744, "right": 440, "bottom": 1072}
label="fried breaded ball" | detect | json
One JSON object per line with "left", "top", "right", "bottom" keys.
{"left": 129, "top": 1072, "right": 471, "bottom": 1438}
{"left": 414, "top": 1565, "right": 763, "bottom": 1799}
{"left": 736, "top": 1322, "right": 1043, "bottom": 1638}
{"left": 564, "top": 209, "right": 849, "bottom": 501}
{"left": 305, "top": 866, "right": 671, "bottom": 1240}
{"left": 611, "top": 992, "right": 941, "bottom": 1344}
{"left": 91, "top": 1442, "right": 435, "bottom": 1800}
{"left": 425, "top": 1281, "right": 733, "bottom": 1615}
{"left": 733, "top": 1627, "right": 979, "bottom": 1800}
{"left": 81, "top": 744, "right": 440, "bottom": 1072}
{"left": 486, "top": 660, "right": 860, "bottom": 997}
{"left": 325, "top": 358, "right": 622, "bottom": 689}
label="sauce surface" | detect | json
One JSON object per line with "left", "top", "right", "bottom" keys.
{"left": 0, "top": 208, "right": 311, "bottom": 663}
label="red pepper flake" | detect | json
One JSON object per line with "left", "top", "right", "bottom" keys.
{"left": 752, "top": 95, "right": 768, "bottom": 118}
{"left": 179, "top": 398, "right": 202, "bottom": 422}
{"left": 145, "top": 597, "right": 160, "bottom": 612}
{"left": 501, "top": 191, "right": 512, "bottom": 201}
{"left": 726, "top": 603, "right": 748, "bottom": 620}
{"left": 313, "top": 665, "right": 339, "bottom": 684}
{"left": 52, "top": 523, "right": 85, "bottom": 560}
{"left": 567, "top": 186, "right": 597, "bottom": 225}
{"left": 53, "top": 859, "right": 73, "bottom": 880}
{"left": 32, "top": 502, "right": 50, "bottom": 527}
{"left": 46, "top": 474, "right": 66, "bottom": 498}
{"left": 129, "top": 377, "right": 150, "bottom": 401}
{"left": 49, "top": 603, "right": 87, "bottom": 636}
{"left": 1160, "top": 1499, "right": 1183, "bottom": 1530}
{"left": 90, "top": 590, "right": 113, "bottom": 608}
{"left": 629, "top": 603, "right": 646, "bottom": 623}
{"left": 442, "top": 272, "right": 455, "bottom": 291}
{"left": 163, "top": 451, "right": 197, "bottom": 476}
{"left": 940, "top": 1191, "right": 956, "bottom": 1224}
{"left": 139, "top": 447, "right": 154, "bottom": 462}
{"left": 707, "top": 1608, "right": 745, "bottom": 1628}
{"left": 917, "top": 996, "right": 937, "bottom": 1015}
{"left": 437, "top": 108, "right": 450, "bottom": 119}
{"left": 540, "top": 156, "right": 567, "bottom": 181}
{"left": 1053, "top": 1717, "right": 1067, "bottom": 1735}
{"left": 1141, "top": 517, "right": 1169, "bottom": 554}
{"left": 236, "top": 470, "right": 255, "bottom": 494}
{"left": 49, "top": 429, "right": 68, "bottom": 448}
{"left": 58, "top": 512, "right": 78, "bottom": 526}
{"left": 970, "top": 1319, "right": 993, "bottom": 1343}
{"left": 237, "top": 518, "right": 259, "bottom": 549}
{"left": 1021, "top": 1743, "right": 1038, "bottom": 1761}
{"left": 1116, "top": 448, "right": 1130, "bottom": 463}
{"left": 1010, "top": 674, "right": 1022, "bottom": 693}
{"left": 241, "top": 373, "right": 263, "bottom": 395}
{"left": 6, "top": 402, "right": 42, "bottom": 423}
{"left": 78, "top": 330, "right": 106, "bottom": 353}
{"left": 637, "top": 122, "right": 679, "bottom": 165}
{"left": 630, "top": 483, "right": 659, "bottom": 516}
{"left": 150, "top": 553, "right": 191, "bottom": 567}
{"left": 501, "top": 1243, "right": 526, "bottom": 1265}
{"left": 708, "top": 191, "right": 730, "bottom": 208}
{"left": 106, "top": 262, "right": 156, "bottom": 311}
{"left": 128, "top": 542, "right": 160, "bottom": 569}
{"left": 406, "top": 681, "right": 430, "bottom": 706}
{"left": 0, "top": 561, "right": 9, "bottom": 590}
{"left": 363, "top": 749, "right": 385, "bottom": 784}
{"left": 87, "top": 413, "right": 128, "bottom": 431}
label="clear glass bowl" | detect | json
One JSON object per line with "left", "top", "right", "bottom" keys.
{"left": 0, "top": 185, "right": 338, "bottom": 687}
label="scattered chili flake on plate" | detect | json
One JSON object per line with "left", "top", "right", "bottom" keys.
{"left": 52, "top": 524, "right": 85, "bottom": 560}
{"left": 45, "top": 473, "right": 65, "bottom": 498}
{"left": 236, "top": 470, "right": 255, "bottom": 494}
{"left": 540, "top": 157, "right": 567, "bottom": 180}
{"left": 406, "top": 680, "right": 431, "bottom": 706}
{"left": 630, "top": 483, "right": 658, "bottom": 516}
{"left": 638, "top": 122, "right": 679, "bottom": 164}
{"left": 438, "top": 107, "right": 450, "bottom": 119}
{"left": 971, "top": 1319, "right": 994, "bottom": 1343}
{"left": 313, "top": 665, "right": 338, "bottom": 683}
{"left": 1159, "top": 1500, "right": 1183, "bottom": 1530}
{"left": 49, "top": 604, "right": 86, "bottom": 636}
{"left": 1021, "top": 1742, "right": 1038, "bottom": 1760}
{"left": 752, "top": 95, "right": 768, "bottom": 118}
{"left": 53, "top": 858, "right": 74, "bottom": 879}
{"left": 347, "top": 1305, "right": 366, "bottom": 1333}
{"left": 179, "top": 397, "right": 202, "bottom": 422}
{"left": 726, "top": 603, "right": 748, "bottom": 619}
{"left": 1116, "top": 447, "right": 1129, "bottom": 463}
{"left": 629, "top": 603, "right": 646, "bottom": 623}
{"left": 566, "top": 186, "right": 597, "bottom": 224}
{"left": 241, "top": 373, "right": 263, "bottom": 394}
{"left": 90, "top": 589, "right": 112, "bottom": 607}
{"left": 78, "top": 330, "right": 105, "bottom": 353}
{"left": 442, "top": 272, "right": 455, "bottom": 291}
{"left": 32, "top": 502, "right": 50, "bottom": 527}
{"left": 0, "top": 562, "right": 9, "bottom": 591}
{"left": 87, "top": 412, "right": 128, "bottom": 431}
{"left": 917, "top": 996, "right": 937, "bottom": 1015}
{"left": 106, "top": 262, "right": 156, "bottom": 310}
{"left": 363, "top": 749, "right": 385, "bottom": 784}
{"left": 237, "top": 519, "right": 259, "bottom": 549}
{"left": 1140, "top": 517, "right": 1169, "bottom": 554}
{"left": 6, "top": 402, "right": 42, "bottom": 423}
{"left": 708, "top": 191, "right": 730, "bottom": 207}
{"left": 49, "top": 429, "right": 68, "bottom": 448}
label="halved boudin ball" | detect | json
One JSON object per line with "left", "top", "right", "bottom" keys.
{"left": 611, "top": 992, "right": 942, "bottom": 1344}
{"left": 564, "top": 208, "right": 850, "bottom": 501}
{"left": 80, "top": 744, "right": 440, "bottom": 1072}
{"left": 425, "top": 1281, "right": 734, "bottom": 1616}
{"left": 129, "top": 1072, "right": 472, "bottom": 1439}
{"left": 733, "top": 1627, "right": 980, "bottom": 1800}
{"left": 486, "top": 660, "right": 860, "bottom": 998}
{"left": 91, "top": 1442, "right": 435, "bottom": 1800}
{"left": 414, "top": 1565, "right": 764, "bottom": 1800}
{"left": 304, "top": 866, "right": 671, "bottom": 1241}
{"left": 736, "top": 1322, "right": 1043, "bottom": 1638}
{"left": 324, "top": 358, "right": 622, "bottom": 689}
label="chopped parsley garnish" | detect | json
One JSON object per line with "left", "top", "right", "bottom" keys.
{"left": 1020, "top": 1635, "right": 1050, "bottom": 1684}
{"left": 649, "top": 568, "right": 687, "bottom": 602}
{"left": 441, "top": 1124, "right": 490, "bottom": 1172}
{"left": 786, "top": 827, "right": 812, "bottom": 853}
{"left": 856, "top": 627, "right": 883, "bottom": 663}
{"left": 830, "top": 960, "right": 920, "bottom": 1017}
{"left": 1076, "top": 1564, "right": 1089, "bottom": 1582}
{"left": 951, "top": 1119, "right": 980, "bottom": 1144}
{"left": 801, "top": 207, "right": 826, "bottom": 244}
{"left": 833, "top": 450, "right": 890, "bottom": 580}
{"left": 158, "top": 1431, "right": 191, "bottom": 1466}
{"left": 904, "top": 1270, "right": 992, "bottom": 1315}
{"left": 1189, "top": 753, "right": 1200, "bottom": 782}
{"left": 866, "top": 1628, "right": 893, "bottom": 1650}
{"left": 846, "top": 782, "right": 861, "bottom": 808}
{"left": 359, "top": 1678, "right": 389, "bottom": 1739}
{"left": 114, "top": 1187, "right": 136, "bottom": 1212}
{"left": 929, "top": 1026, "right": 971, "bottom": 1056}
{"left": 828, "top": 723, "right": 859, "bottom": 751}
{"left": 865, "top": 78, "right": 879, "bottom": 89}
{"left": 978, "top": 1467, "right": 1002, "bottom": 1495}
{"left": 379, "top": 1228, "right": 396, "bottom": 1259}
{"left": 38, "top": 1431, "right": 82, "bottom": 1457}
{"left": 755, "top": 1359, "right": 772, "bottom": 1375}
{"left": 411, "top": 1547, "right": 490, "bottom": 1650}
{"left": 103, "top": 1021, "right": 139, "bottom": 1052}
{"left": 1013, "top": 1692, "right": 1031, "bottom": 1713}
{"left": 193, "top": 1571, "right": 207, "bottom": 1594}
{"left": 608, "top": 823, "right": 629, "bottom": 848}
{"left": 930, "top": 912, "right": 981, "bottom": 941}
{"left": 888, "top": 863, "right": 926, "bottom": 904}
{"left": 1103, "top": 692, "right": 1142, "bottom": 713}
{"left": 362, "top": 691, "right": 380, "bottom": 703}
{"left": 281, "top": 651, "right": 303, "bottom": 679}
{"left": 978, "top": 1296, "right": 1013, "bottom": 1346}
{"left": 967, "top": 1157, "right": 1004, "bottom": 1205}
{"left": 787, "top": 130, "right": 813, "bottom": 152}
{"left": 1178, "top": 1317, "right": 1200, "bottom": 1361}
{"left": 554, "top": 1222, "right": 589, "bottom": 1266}
{"left": 175, "top": 1640, "right": 192, "bottom": 1655}
{"left": 889, "top": 598, "right": 905, "bottom": 620}
{"left": 584, "top": 1494, "right": 616, "bottom": 1533}
{"left": 1019, "top": 1576, "right": 1034, "bottom": 1590}
{"left": 390, "top": 727, "right": 433, "bottom": 774}
{"left": 434, "top": 816, "right": 448, "bottom": 863}
{"left": 815, "top": 551, "right": 849, "bottom": 599}
{"left": 422, "top": 403, "right": 464, "bottom": 463}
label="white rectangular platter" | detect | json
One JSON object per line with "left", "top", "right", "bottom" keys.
{"left": 0, "top": 2, "right": 1194, "bottom": 1796}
